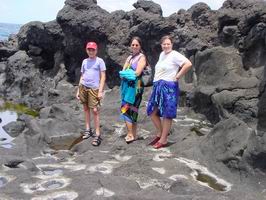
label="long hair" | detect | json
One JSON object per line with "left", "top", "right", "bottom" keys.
{"left": 130, "top": 36, "right": 144, "bottom": 54}
{"left": 130, "top": 36, "right": 149, "bottom": 66}
{"left": 130, "top": 36, "right": 143, "bottom": 48}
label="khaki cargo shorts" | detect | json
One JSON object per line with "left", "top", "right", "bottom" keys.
{"left": 79, "top": 85, "right": 100, "bottom": 108}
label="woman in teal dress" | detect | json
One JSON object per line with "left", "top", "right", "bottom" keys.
{"left": 120, "top": 36, "right": 147, "bottom": 143}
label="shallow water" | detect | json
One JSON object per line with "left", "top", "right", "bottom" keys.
{"left": 0, "top": 22, "right": 21, "bottom": 41}
{"left": 41, "top": 168, "right": 63, "bottom": 176}
{"left": 0, "top": 101, "right": 39, "bottom": 117}
{"left": 0, "top": 100, "right": 39, "bottom": 148}
{"left": 0, "top": 176, "right": 8, "bottom": 188}
{"left": 195, "top": 170, "right": 227, "bottom": 191}
{"left": 42, "top": 180, "right": 64, "bottom": 190}
{"left": 0, "top": 110, "right": 17, "bottom": 148}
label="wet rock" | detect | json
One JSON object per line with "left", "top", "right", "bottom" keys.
{"left": 169, "top": 179, "right": 225, "bottom": 197}
{"left": 0, "top": 0, "right": 266, "bottom": 199}
{"left": 4, "top": 159, "right": 24, "bottom": 168}
{"left": 2, "top": 121, "right": 26, "bottom": 137}
{"left": 0, "top": 36, "right": 18, "bottom": 61}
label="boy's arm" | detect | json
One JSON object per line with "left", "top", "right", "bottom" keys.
{"left": 76, "top": 74, "right": 83, "bottom": 100}
{"left": 78, "top": 74, "right": 83, "bottom": 86}
{"left": 98, "top": 71, "right": 106, "bottom": 99}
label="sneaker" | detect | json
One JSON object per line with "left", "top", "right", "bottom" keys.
{"left": 82, "top": 129, "right": 95, "bottom": 139}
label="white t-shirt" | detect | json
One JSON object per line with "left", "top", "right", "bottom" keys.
{"left": 153, "top": 50, "right": 189, "bottom": 82}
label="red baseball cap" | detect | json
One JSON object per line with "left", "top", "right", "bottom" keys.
{"left": 86, "top": 42, "right": 97, "bottom": 50}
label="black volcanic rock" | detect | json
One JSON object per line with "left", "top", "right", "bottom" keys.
{"left": 17, "top": 21, "right": 64, "bottom": 71}
{"left": 133, "top": 0, "right": 162, "bottom": 16}
{"left": 3, "top": 121, "right": 26, "bottom": 137}
{"left": 221, "top": 0, "right": 264, "bottom": 9}
{"left": 187, "top": 2, "right": 212, "bottom": 26}
{"left": 2, "top": 0, "right": 266, "bottom": 125}
{"left": 1, "top": 1, "right": 266, "bottom": 199}
{"left": 56, "top": 0, "right": 109, "bottom": 83}
{"left": 0, "top": 35, "right": 18, "bottom": 61}
{"left": 257, "top": 67, "right": 266, "bottom": 132}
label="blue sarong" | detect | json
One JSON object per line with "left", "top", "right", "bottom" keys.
{"left": 147, "top": 80, "right": 179, "bottom": 119}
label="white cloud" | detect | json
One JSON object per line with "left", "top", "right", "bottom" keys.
{"left": 98, "top": 0, "right": 136, "bottom": 12}
{"left": 98, "top": 0, "right": 225, "bottom": 16}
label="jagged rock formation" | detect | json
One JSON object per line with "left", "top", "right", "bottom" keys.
{"left": 1, "top": 0, "right": 266, "bottom": 199}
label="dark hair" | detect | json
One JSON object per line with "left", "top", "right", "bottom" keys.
{"left": 130, "top": 36, "right": 143, "bottom": 47}
{"left": 160, "top": 35, "right": 173, "bottom": 44}
{"left": 130, "top": 36, "right": 150, "bottom": 66}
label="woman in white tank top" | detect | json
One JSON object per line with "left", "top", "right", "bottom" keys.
{"left": 147, "top": 35, "right": 192, "bottom": 149}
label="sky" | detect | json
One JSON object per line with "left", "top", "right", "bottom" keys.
{"left": 0, "top": 0, "right": 225, "bottom": 24}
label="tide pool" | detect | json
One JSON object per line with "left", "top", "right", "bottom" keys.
{"left": 0, "top": 111, "right": 17, "bottom": 148}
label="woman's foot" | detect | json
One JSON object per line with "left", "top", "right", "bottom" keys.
{"left": 148, "top": 136, "right": 160, "bottom": 145}
{"left": 152, "top": 141, "right": 167, "bottom": 149}
{"left": 125, "top": 134, "right": 137, "bottom": 144}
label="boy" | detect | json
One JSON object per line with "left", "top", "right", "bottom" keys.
{"left": 76, "top": 41, "right": 106, "bottom": 146}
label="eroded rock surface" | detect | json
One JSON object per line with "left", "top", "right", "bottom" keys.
{"left": 1, "top": 0, "right": 266, "bottom": 199}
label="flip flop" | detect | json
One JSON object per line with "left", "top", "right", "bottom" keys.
{"left": 126, "top": 138, "right": 137, "bottom": 144}
{"left": 153, "top": 141, "right": 167, "bottom": 149}
{"left": 125, "top": 135, "right": 137, "bottom": 144}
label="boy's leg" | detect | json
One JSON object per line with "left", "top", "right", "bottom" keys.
{"left": 92, "top": 107, "right": 100, "bottom": 137}
{"left": 82, "top": 104, "right": 95, "bottom": 139}
{"left": 79, "top": 85, "right": 92, "bottom": 134}
{"left": 87, "top": 88, "right": 103, "bottom": 146}
{"left": 87, "top": 88, "right": 101, "bottom": 135}
{"left": 83, "top": 104, "right": 91, "bottom": 130}
{"left": 91, "top": 107, "right": 103, "bottom": 146}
